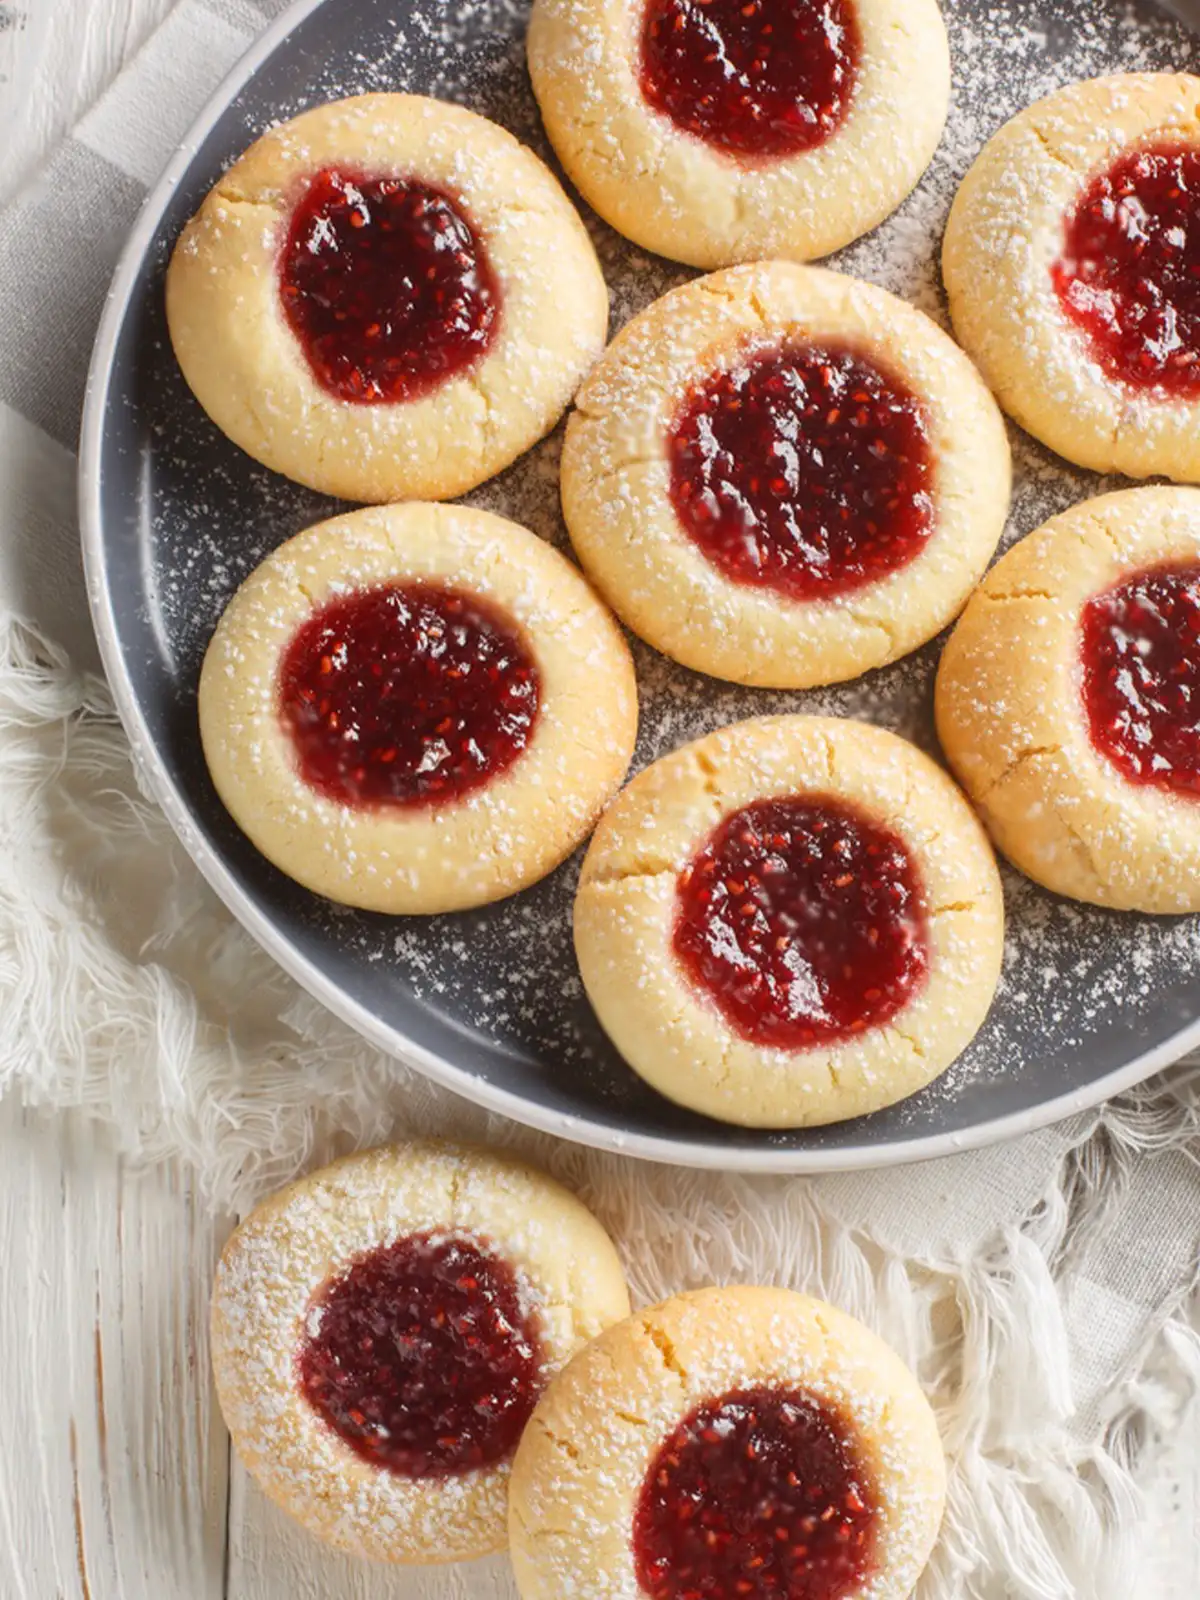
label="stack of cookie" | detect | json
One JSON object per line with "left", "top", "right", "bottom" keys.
{"left": 167, "top": 0, "right": 1200, "bottom": 1148}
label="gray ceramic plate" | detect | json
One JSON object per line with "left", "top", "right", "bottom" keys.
{"left": 79, "top": 0, "right": 1200, "bottom": 1171}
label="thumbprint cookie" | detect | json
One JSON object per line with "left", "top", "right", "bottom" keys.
{"left": 528, "top": 0, "right": 949, "bottom": 269}
{"left": 574, "top": 715, "right": 1004, "bottom": 1127}
{"left": 509, "top": 1286, "right": 946, "bottom": 1600}
{"left": 563, "top": 262, "right": 1010, "bottom": 689}
{"left": 937, "top": 487, "right": 1200, "bottom": 912}
{"left": 945, "top": 73, "right": 1200, "bottom": 483}
{"left": 166, "top": 93, "right": 608, "bottom": 501}
{"left": 198, "top": 502, "right": 637, "bottom": 914}
{"left": 211, "top": 1141, "right": 631, "bottom": 1563}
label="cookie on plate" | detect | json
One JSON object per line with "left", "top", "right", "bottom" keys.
{"left": 574, "top": 714, "right": 1004, "bottom": 1127}
{"left": 937, "top": 486, "right": 1200, "bottom": 912}
{"left": 509, "top": 1285, "right": 945, "bottom": 1600}
{"left": 211, "top": 1140, "right": 631, "bottom": 1563}
{"left": 945, "top": 73, "right": 1200, "bottom": 482}
{"left": 528, "top": 0, "right": 949, "bottom": 269}
{"left": 166, "top": 93, "right": 608, "bottom": 501}
{"left": 563, "top": 262, "right": 1010, "bottom": 688}
{"left": 199, "top": 502, "right": 637, "bottom": 914}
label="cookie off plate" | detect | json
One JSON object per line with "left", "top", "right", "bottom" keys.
{"left": 81, "top": 0, "right": 1200, "bottom": 1172}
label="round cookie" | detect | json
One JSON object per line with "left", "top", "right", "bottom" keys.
{"left": 573, "top": 714, "right": 1004, "bottom": 1127}
{"left": 166, "top": 93, "right": 608, "bottom": 501}
{"left": 936, "top": 486, "right": 1200, "bottom": 913}
{"left": 211, "top": 1141, "right": 631, "bottom": 1564}
{"left": 563, "top": 262, "right": 1011, "bottom": 689}
{"left": 509, "top": 1285, "right": 945, "bottom": 1600}
{"left": 944, "top": 73, "right": 1200, "bottom": 483}
{"left": 199, "top": 502, "right": 638, "bottom": 914}
{"left": 528, "top": 0, "right": 950, "bottom": 269}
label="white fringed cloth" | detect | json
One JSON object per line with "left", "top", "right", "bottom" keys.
{"left": 0, "top": 3, "right": 1198, "bottom": 1596}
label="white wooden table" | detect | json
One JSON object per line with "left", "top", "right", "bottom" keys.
{"left": 0, "top": 4, "right": 1196, "bottom": 1596}
{"left": 0, "top": 1096, "right": 521, "bottom": 1599}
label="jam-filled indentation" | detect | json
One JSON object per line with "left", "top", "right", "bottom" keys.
{"left": 673, "top": 794, "right": 929, "bottom": 1047}
{"left": 1081, "top": 560, "right": 1200, "bottom": 796}
{"left": 639, "top": 0, "right": 860, "bottom": 160}
{"left": 278, "top": 582, "right": 540, "bottom": 811}
{"left": 1053, "top": 142, "right": 1200, "bottom": 397}
{"left": 667, "top": 341, "right": 934, "bottom": 602}
{"left": 296, "top": 1231, "right": 543, "bottom": 1478}
{"left": 280, "top": 169, "right": 500, "bottom": 404}
{"left": 634, "top": 1384, "right": 879, "bottom": 1600}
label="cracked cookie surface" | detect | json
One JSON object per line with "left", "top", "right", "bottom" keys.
{"left": 561, "top": 262, "right": 1010, "bottom": 688}
{"left": 527, "top": 0, "right": 949, "bottom": 268}
{"left": 573, "top": 714, "right": 1003, "bottom": 1126}
{"left": 199, "top": 502, "right": 637, "bottom": 914}
{"left": 167, "top": 92, "right": 608, "bottom": 501}
{"left": 508, "top": 1285, "right": 945, "bottom": 1600}
{"left": 936, "top": 485, "right": 1200, "bottom": 912}
{"left": 944, "top": 73, "right": 1200, "bottom": 483}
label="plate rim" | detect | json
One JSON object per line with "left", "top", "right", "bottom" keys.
{"left": 77, "top": 0, "right": 1200, "bottom": 1174}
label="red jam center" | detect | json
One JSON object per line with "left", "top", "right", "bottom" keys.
{"left": 639, "top": 0, "right": 860, "bottom": 160}
{"left": 278, "top": 582, "right": 540, "bottom": 811}
{"left": 296, "top": 1232, "right": 543, "bottom": 1478}
{"left": 1052, "top": 142, "right": 1200, "bottom": 396}
{"left": 1080, "top": 561, "right": 1200, "bottom": 797}
{"left": 633, "top": 1386, "right": 878, "bottom": 1600}
{"left": 673, "top": 795, "right": 928, "bottom": 1048}
{"left": 667, "top": 341, "right": 934, "bottom": 603}
{"left": 279, "top": 169, "right": 500, "bottom": 404}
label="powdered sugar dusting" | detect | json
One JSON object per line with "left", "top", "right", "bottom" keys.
{"left": 118, "top": 0, "right": 1200, "bottom": 1157}
{"left": 211, "top": 1139, "right": 629, "bottom": 1559}
{"left": 509, "top": 1286, "right": 945, "bottom": 1598}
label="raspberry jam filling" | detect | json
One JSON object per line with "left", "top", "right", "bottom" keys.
{"left": 296, "top": 1232, "right": 543, "bottom": 1478}
{"left": 674, "top": 795, "right": 929, "bottom": 1048}
{"left": 1052, "top": 142, "right": 1200, "bottom": 396}
{"left": 278, "top": 582, "right": 540, "bottom": 811}
{"left": 279, "top": 169, "right": 500, "bottom": 404}
{"left": 634, "top": 1386, "right": 878, "bottom": 1600}
{"left": 639, "top": 0, "right": 860, "bottom": 160}
{"left": 667, "top": 341, "right": 934, "bottom": 602}
{"left": 1080, "top": 561, "right": 1200, "bottom": 797}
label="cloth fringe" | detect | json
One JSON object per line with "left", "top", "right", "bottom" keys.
{"left": 1, "top": 614, "right": 1196, "bottom": 1599}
